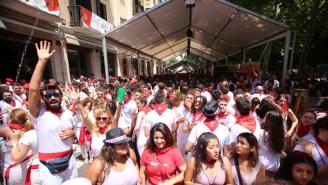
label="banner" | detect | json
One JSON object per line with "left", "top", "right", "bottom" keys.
{"left": 80, "top": 6, "right": 113, "bottom": 34}
{"left": 19, "top": 0, "right": 60, "bottom": 16}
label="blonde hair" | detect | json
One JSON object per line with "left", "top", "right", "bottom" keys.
{"left": 9, "top": 108, "right": 34, "bottom": 131}
{"left": 93, "top": 108, "right": 113, "bottom": 135}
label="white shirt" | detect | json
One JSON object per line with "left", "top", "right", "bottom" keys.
{"left": 143, "top": 108, "right": 177, "bottom": 131}
{"left": 188, "top": 121, "right": 230, "bottom": 149}
{"left": 258, "top": 130, "right": 280, "bottom": 171}
{"left": 0, "top": 100, "right": 23, "bottom": 114}
{"left": 91, "top": 133, "right": 105, "bottom": 157}
{"left": 118, "top": 100, "right": 138, "bottom": 129}
{"left": 200, "top": 91, "right": 212, "bottom": 102}
{"left": 30, "top": 107, "right": 75, "bottom": 154}
{"left": 229, "top": 121, "right": 261, "bottom": 144}
{"left": 294, "top": 134, "right": 328, "bottom": 167}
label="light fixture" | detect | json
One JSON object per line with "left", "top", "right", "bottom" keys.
{"left": 185, "top": 0, "right": 195, "bottom": 8}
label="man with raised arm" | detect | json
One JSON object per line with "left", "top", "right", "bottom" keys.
{"left": 28, "top": 41, "right": 77, "bottom": 185}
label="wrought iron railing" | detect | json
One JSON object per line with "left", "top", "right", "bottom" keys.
{"left": 68, "top": 5, "right": 82, "bottom": 27}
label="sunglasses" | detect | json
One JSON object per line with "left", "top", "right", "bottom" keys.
{"left": 44, "top": 93, "right": 61, "bottom": 99}
{"left": 96, "top": 117, "right": 108, "bottom": 121}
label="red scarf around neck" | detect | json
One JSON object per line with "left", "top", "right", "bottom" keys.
{"left": 315, "top": 136, "right": 328, "bottom": 156}
{"left": 154, "top": 103, "right": 167, "bottom": 116}
{"left": 9, "top": 122, "right": 25, "bottom": 131}
{"left": 99, "top": 127, "right": 107, "bottom": 135}
{"left": 236, "top": 115, "right": 256, "bottom": 133}
{"left": 46, "top": 107, "right": 63, "bottom": 117}
{"left": 192, "top": 112, "right": 205, "bottom": 124}
{"left": 296, "top": 123, "right": 310, "bottom": 137}
{"left": 217, "top": 111, "right": 228, "bottom": 119}
{"left": 203, "top": 118, "right": 219, "bottom": 132}
{"left": 10, "top": 101, "right": 16, "bottom": 107}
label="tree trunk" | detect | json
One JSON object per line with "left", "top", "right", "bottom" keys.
{"left": 298, "top": 0, "right": 320, "bottom": 78}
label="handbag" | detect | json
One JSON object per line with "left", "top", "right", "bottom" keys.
{"left": 234, "top": 156, "right": 244, "bottom": 185}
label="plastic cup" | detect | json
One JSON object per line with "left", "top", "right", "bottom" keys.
{"left": 116, "top": 87, "right": 126, "bottom": 102}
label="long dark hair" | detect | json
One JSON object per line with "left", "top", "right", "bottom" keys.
{"left": 146, "top": 123, "right": 174, "bottom": 152}
{"left": 263, "top": 111, "right": 285, "bottom": 153}
{"left": 193, "top": 132, "right": 224, "bottom": 177}
{"left": 99, "top": 142, "right": 130, "bottom": 174}
{"left": 232, "top": 132, "right": 259, "bottom": 168}
{"left": 191, "top": 95, "right": 207, "bottom": 113}
{"left": 275, "top": 151, "right": 318, "bottom": 182}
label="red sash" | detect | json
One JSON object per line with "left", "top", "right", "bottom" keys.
{"left": 25, "top": 164, "right": 39, "bottom": 185}
{"left": 236, "top": 115, "right": 256, "bottom": 133}
{"left": 78, "top": 127, "right": 86, "bottom": 145}
{"left": 315, "top": 136, "right": 328, "bottom": 156}
{"left": 5, "top": 154, "right": 33, "bottom": 185}
{"left": 39, "top": 148, "right": 72, "bottom": 161}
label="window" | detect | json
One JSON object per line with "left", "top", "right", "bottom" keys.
{"left": 99, "top": 3, "right": 107, "bottom": 20}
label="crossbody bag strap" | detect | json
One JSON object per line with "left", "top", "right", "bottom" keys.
{"left": 234, "top": 156, "right": 243, "bottom": 185}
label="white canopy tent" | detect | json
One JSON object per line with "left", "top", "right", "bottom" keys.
{"left": 102, "top": 0, "right": 290, "bottom": 83}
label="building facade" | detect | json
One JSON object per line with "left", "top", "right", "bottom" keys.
{"left": 0, "top": 0, "right": 163, "bottom": 83}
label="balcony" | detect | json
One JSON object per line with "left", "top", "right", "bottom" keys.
{"left": 68, "top": 5, "right": 113, "bottom": 35}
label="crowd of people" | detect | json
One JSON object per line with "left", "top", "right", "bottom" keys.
{"left": 0, "top": 40, "right": 327, "bottom": 185}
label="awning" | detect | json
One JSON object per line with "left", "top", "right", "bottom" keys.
{"left": 105, "top": 0, "right": 289, "bottom": 61}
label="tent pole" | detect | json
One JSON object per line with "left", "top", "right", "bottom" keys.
{"left": 289, "top": 31, "right": 296, "bottom": 71}
{"left": 282, "top": 30, "right": 291, "bottom": 85}
{"left": 102, "top": 36, "right": 110, "bottom": 84}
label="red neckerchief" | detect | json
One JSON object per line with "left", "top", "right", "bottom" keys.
{"left": 124, "top": 98, "right": 131, "bottom": 104}
{"left": 99, "top": 127, "right": 107, "bottom": 135}
{"left": 315, "top": 136, "right": 328, "bottom": 156}
{"left": 206, "top": 159, "right": 217, "bottom": 165}
{"left": 142, "top": 106, "right": 152, "bottom": 114}
{"left": 217, "top": 111, "right": 228, "bottom": 119}
{"left": 154, "top": 103, "right": 167, "bottom": 116}
{"left": 296, "top": 123, "right": 310, "bottom": 137}
{"left": 46, "top": 107, "right": 63, "bottom": 117}
{"left": 183, "top": 103, "right": 189, "bottom": 111}
{"left": 203, "top": 118, "right": 219, "bottom": 132}
{"left": 236, "top": 115, "right": 256, "bottom": 133}
{"left": 10, "top": 101, "right": 16, "bottom": 107}
{"left": 9, "top": 122, "right": 25, "bottom": 131}
{"left": 192, "top": 112, "right": 205, "bottom": 124}
{"left": 201, "top": 88, "right": 208, "bottom": 93}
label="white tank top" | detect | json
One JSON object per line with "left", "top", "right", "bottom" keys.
{"left": 91, "top": 133, "right": 105, "bottom": 157}
{"left": 102, "top": 158, "right": 138, "bottom": 185}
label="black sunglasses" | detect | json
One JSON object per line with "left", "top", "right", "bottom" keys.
{"left": 44, "top": 93, "right": 61, "bottom": 99}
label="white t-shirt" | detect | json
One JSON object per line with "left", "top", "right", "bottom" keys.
{"left": 0, "top": 100, "right": 23, "bottom": 114}
{"left": 118, "top": 100, "right": 138, "bottom": 129}
{"left": 294, "top": 134, "right": 328, "bottom": 167}
{"left": 229, "top": 122, "right": 261, "bottom": 144}
{"left": 30, "top": 107, "right": 76, "bottom": 154}
{"left": 143, "top": 109, "right": 177, "bottom": 131}
{"left": 200, "top": 91, "right": 212, "bottom": 102}
{"left": 218, "top": 114, "right": 236, "bottom": 129}
{"left": 19, "top": 130, "right": 38, "bottom": 156}
{"left": 188, "top": 121, "right": 230, "bottom": 149}
{"left": 258, "top": 130, "right": 280, "bottom": 171}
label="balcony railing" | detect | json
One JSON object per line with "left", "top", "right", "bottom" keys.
{"left": 68, "top": 5, "right": 82, "bottom": 27}
{"left": 67, "top": 5, "right": 113, "bottom": 34}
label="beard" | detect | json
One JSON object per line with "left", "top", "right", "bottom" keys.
{"left": 4, "top": 98, "right": 13, "bottom": 103}
{"left": 44, "top": 100, "right": 61, "bottom": 110}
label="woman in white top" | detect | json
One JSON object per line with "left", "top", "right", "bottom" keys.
{"left": 6, "top": 108, "right": 40, "bottom": 184}
{"left": 77, "top": 94, "right": 121, "bottom": 158}
{"left": 258, "top": 111, "right": 285, "bottom": 175}
{"left": 231, "top": 132, "right": 265, "bottom": 185}
{"left": 85, "top": 128, "right": 140, "bottom": 185}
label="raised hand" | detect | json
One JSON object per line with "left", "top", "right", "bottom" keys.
{"left": 65, "top": 84, "right": 80, "bottom": 103}
{"left": 35, "top": 41, "right": 55, "bottom": 61}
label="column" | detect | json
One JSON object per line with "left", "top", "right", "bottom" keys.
{"left": 137, "top": 54, "right": 141, "bottom": 76}
{"left": 153, "top": 59, "right": 157, "bottom": 75}
{"left": 60, "top": 39, "right": 71, "bottom": 83}
{"left": 115, "top": 55, "right": 123, "bottom": 77}
{"left": 91, "top": 49, "right": 102, "bottom": 79}
{"left": 51, "top": 40, "right": 63, "bottom": 82}
{"left": 144, "top": 60, "right": 148, "bottom": 76}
